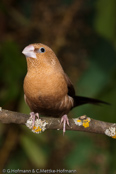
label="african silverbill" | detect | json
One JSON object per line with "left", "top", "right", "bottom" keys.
{"left": 22, "top": 43, "right": 108, "bottom": 134}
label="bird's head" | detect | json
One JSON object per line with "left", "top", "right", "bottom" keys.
{"left": 22, "top": 43, "right": 61, "bottom": 72}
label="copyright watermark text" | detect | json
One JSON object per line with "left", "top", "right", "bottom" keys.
{"left": 2, "top": 168, "right": 77, "bottom": 173}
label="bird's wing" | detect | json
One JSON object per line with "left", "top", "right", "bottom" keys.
{"left": 64, "top": 73, "right": 75, "bottom": 97}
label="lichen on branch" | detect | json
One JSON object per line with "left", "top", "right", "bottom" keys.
{"left": 0, "top": 108, "right": 116, "bottom": 138}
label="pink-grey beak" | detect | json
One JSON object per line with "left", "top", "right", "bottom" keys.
{"left": 22, "top": 45, "right": 37, "bottom": 59}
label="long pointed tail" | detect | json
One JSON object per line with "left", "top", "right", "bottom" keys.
{"left": 73, "top": 96, "right": 109, "bottom": 107}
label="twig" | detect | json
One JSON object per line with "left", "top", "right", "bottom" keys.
{"left": 0, "top": 108, "right": 116, "bottom": 138}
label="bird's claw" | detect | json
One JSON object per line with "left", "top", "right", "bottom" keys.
{"left": 30, "top": 112, "right": 39, "bottom": 128}
{"left": 61, "top": 114, "right": 70, "bottom": 135}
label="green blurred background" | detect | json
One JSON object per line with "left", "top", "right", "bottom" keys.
{"left": 0, "top": 0, "right": 116, "bottom": 173}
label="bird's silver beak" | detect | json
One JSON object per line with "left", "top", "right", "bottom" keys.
{"left": 22, "top": 45, "right": 37, "bottom": 59}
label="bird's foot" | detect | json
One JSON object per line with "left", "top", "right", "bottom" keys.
{"left": 30, "top": 112, "right": 39, "bottom": 128}
{"left": 26, "top": 112, "right": 48, "bottom": 134}
{"left": 61, "top": 114, "right": 69, "bottom": 135}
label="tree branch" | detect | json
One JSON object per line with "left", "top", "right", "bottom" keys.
{"left": 0, "top": 108, "right": 116, "bottom": 138}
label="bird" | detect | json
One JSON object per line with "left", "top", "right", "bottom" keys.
{"left": 22, "top": 43, "right": 108, "bottom": 134}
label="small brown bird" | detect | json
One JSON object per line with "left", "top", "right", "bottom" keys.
{"left": 22, "top": 43, "right": 108, "bottom": 134}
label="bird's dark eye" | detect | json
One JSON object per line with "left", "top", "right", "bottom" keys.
{"left": 39, "top": 47, "right": 45, "bottom": 53}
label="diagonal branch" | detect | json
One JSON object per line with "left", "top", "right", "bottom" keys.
{"left": 0, "top": 108, "right": 116, "bottom": 138}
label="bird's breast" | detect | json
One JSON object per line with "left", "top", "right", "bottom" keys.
{"left": 24, "top": 72, "right": 73, "bottom": 116}
{"left": 24, "top": 71, "right": 67, "bottom": 98}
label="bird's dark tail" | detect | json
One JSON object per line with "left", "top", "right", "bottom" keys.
{"left": 73, "top": 96, "right": 109, "bottom": 107}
